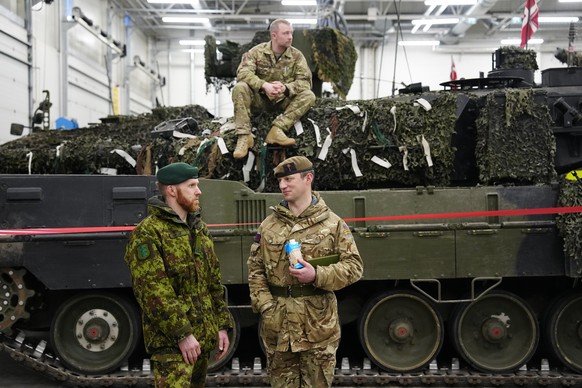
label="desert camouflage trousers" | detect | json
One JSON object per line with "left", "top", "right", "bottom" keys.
{"left": 232, "top": 81, "right": 316, "bottom": 135}
{"left": 264, "top": 340, "right": 339, "bottom": 388}
{"left": 152, "top": 353, "right": 209, "bottom": 388}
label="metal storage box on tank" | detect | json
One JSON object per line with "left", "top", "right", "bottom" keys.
{"left": 542, "top": 67, "right": 582, "bottom": 87}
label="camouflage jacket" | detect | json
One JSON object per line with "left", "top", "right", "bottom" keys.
{"left": 237, "top": 42, "right": 312, "bottom": 99}
{"left": 124, "top": 196, "right": 232, "bottom": 361}
{"left": 248, "top": 192, "right": 363, "bottom": 352}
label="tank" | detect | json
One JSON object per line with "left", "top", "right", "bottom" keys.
{"left": 2, "top": 64, "right": 582, "bottom": 386}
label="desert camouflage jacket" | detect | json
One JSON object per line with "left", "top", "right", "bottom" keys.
{"left": 237, "top": 42, "right": 312, "bottom": 99}
{"left": 125, "top": 196, "right": 232, "bottom": 361}
{"left": 248, "top": 192, "right": 363, "bottom": 352}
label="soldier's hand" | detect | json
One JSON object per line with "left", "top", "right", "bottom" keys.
{"left": 178, "top": 334, "right": 202, "bottom": 365}
{"left": 289, "top": 257, "right": 316, "bottom": 283}
{"left": 215, "top": 329, "right": 230, "bottom": 360}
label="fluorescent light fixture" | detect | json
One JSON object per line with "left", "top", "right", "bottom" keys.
{"left": 411, "top": 18, "right": 460, "bottom": 25}
{"left": 179, "top": 39, "right": 220, "bottom": 45}
{"left": 500, "top": 38, "right": 544, "bottom": 45}
{"left": 162, "top": 16, "right": 210, "bottom": 24}
{"left": 558, "top": 0, "right": 582, "bottom": 2}
{"left": 281, "top": 0, "right": 317, "bottom": 5}
{"left": 398, "top": 40, "right": 441, "bottom": 46}
{"left": 538, "top": 16, "right": 579, "bottom": 23}
{"left": 424, "top": 0, "right": 476, "bottom": 5}
{"left": 288, "top": 18, "right": 317, "bottom": 25}
{"left": 182, "top": 49, "right": 205, "bottom": 53}
{"left": 148, "top": 0, "right": 200, "bottom": 4}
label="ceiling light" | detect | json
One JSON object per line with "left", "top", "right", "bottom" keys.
{"left": 398, "top": 40, "right": 441, "bottom": 46}
{"left": 500, "top": 38, "right": 544, "bottom": 45}
{"left": 424, "top": 0, "right": 477, "bottom": 5}
{"left": 162, "top": 16, "right": 210, "bottom": 24}
{"left": 411, "top": 18, "right": 460, "bottom": 25}
{"left": 179, "top": 39, "right": 220, "bottom": 45}
{"left": 281, "top": 0, "right": 317, "bottom": 5}
{"left": 148, "top": 0, "right": 200, "bottom": 4}
{"left": 288, "top": 18, "right": 317, "bottom": 25}
{"left": 182, "top": 49, "right": 205, "bottom": 53}
{"left": 538, "top": 16, "right": 579, "bottom": 23}
{"left": 558, "top": 0, "right": 582, "bottom": 2}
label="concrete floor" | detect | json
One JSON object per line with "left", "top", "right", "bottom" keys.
{"left": 0, "top": 351, "right": 66, "bottom": 387}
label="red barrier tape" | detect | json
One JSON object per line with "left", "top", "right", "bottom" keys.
{"left": 1, "top": 206, "right": 582, "bottom": 236}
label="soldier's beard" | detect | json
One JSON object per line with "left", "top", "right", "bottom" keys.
{"left": 176, "top": 188, "right": 200, "bottom": 213}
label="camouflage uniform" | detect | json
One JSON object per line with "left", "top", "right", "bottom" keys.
{"left": 233, "top": 42, "right": 316, "bottom": 135}
{"left": 125, "top": 196, "right": 232, "bottom": 387}
{"left": 248, "top": 192, "right": 363, "bottom": 387}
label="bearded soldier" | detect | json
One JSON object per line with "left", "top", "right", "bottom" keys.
{"left": 232, "top": 19, "right": 316, "bottom": 159}
{"left": 248, "top": 156, "right": 364, "bottom": 387}
{"left": 125, "top": 162, "right": 232, "bottom": 387}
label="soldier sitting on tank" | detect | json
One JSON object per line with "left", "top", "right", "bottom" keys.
{"left": 232, "top": 19, "right": 316, "bottom": 159}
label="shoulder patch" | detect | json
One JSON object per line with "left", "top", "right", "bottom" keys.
{"left": 137, "top": 243, "right": 152, "bottom": 260}
{"left": 254, "top": 233, "right": 261, "bottom": 243}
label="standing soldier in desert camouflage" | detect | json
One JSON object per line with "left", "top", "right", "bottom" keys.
{"left": 124, "top": 162, "right": 233, "bottom": 388}
{"left": 248, "top": 156, "right": 364, "bottom": 387}
{"left": 232, "top": 19, "right": 316, "bottom": 159}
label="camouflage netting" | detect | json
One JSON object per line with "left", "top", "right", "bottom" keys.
{"left": 557, "top": 179, "right": 582, "bottom": 275}
{"left": 495, "top": 46, "right": 539, "bottom": 71}
{"left": 0, "top": 94, "right": 461, "bottom": 192}
{"left": 475, "top": 89, "right": 556, "bottom": 184}
{"left": 204, "top": 28, "right": 357, "bottom": 98}
{"left": 304, "top": 28, "right": 357, "bottom": 99}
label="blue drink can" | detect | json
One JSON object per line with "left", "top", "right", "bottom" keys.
{"left": 285, "top": 239, "right": 304, "bottom": 269}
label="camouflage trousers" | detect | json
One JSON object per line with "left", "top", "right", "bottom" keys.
{"left": 152, "top": 353, "right": 208, "bottom": 388}
{"left": 232, "top": 81, "right": 316, "bottom": 135}
{"left": 265, "top": 340, "right": 339, "bottom": 388}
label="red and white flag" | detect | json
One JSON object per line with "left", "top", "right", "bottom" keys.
{"left": 450, "top": 58, "right": 457, "bottom": 81}
{"left": 520, "top": 0, "right": 539, "bottom": 48}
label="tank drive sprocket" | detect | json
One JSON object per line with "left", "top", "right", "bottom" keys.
{"left": 0, "top": 268, "right": 35, "bottom": 334}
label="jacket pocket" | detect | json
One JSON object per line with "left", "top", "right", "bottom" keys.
{"left": 259, "top": 303, "right": 282, "bottom": 348}
{"left": 304, "top": 294, "right": 339, "bottom": 343}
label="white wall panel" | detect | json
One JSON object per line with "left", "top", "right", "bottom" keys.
{"left": 0, "top": 11, "right": 28, "bottom": 144}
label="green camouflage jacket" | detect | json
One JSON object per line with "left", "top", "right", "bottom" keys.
{"left": 125, "top": 196, "right": 232, "bottom": 361}
{"left": 248, "top": 192, "right": 363, "bottom": 352}
{"left": 237, "top": 42, "right": 312, "bottom": 99}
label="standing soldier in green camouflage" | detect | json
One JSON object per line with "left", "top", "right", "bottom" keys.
{"left": 125, "top": 162, "right": 233, "bottom": 388}
{"left": 248, "top": 156, "right": 364, "bottom": 387}
{"left": 232, "top": 19, "right": 316, "bottom": 159}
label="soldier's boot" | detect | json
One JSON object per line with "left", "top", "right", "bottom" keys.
{"left": 265, "top": 127, "right": 296, "bottom": 147}
{"left": 233, "top": 134, "right": 255, "bottom": 159}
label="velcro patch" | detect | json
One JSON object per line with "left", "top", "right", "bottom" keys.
{"left": 137, "top": 243, "right": 152, "bottom": 260}
{"left": 254, "top": 233, "right": 261, "bottom": 243}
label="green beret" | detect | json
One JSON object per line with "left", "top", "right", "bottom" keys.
{"left": 157, "top": 162, "right": 199, "bottom": 185}
{"left": 274, "top": 156, "right": 313, "bottom": 178}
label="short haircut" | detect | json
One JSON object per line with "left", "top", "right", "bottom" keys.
{"left": 270, "top": 19, "right": 291, "bottom": 33}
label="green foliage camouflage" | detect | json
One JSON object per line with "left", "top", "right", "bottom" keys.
{"left": 557, "top": 179, "right": 582, "bottom": 275}
{"left": 495, "top": 46, "right": 539, "bottom": 71}
{"left": 304, "top": 28, "right": 357, "bottom": 99}
{"left": 475, "top": 89, "right": 556, "bottom": 184}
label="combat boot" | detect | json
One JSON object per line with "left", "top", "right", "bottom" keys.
{"left": 233, "top": 134, "right": 254, "bottom": 159}
{"left": 265, "top": 127, "right": 296, "bottom": 146}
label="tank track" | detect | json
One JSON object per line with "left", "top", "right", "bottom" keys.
{"left": 2, "top": 330, "right": 582, "bottom": 387}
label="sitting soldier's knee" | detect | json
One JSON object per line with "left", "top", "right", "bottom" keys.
{"left": 232, "top": 82, "right": 251, "bottom": 98}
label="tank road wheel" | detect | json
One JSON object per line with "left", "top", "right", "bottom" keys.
{"left": 545, "top": 291, "right": 582, "bottom": 373}
{"left": 208, "top": 308, "right": 240, "bottom": 372}
{"left": 451, "top": 290, "right": 538, "bottom": 373}
{"left": 358, "top": 291, "right": 444, "bottom": 372}
{"left": 50, "top": 293, "right": 141, "bottom": 374}
{"left": 0, "top": 268, "right": 35, "bottom": 334}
